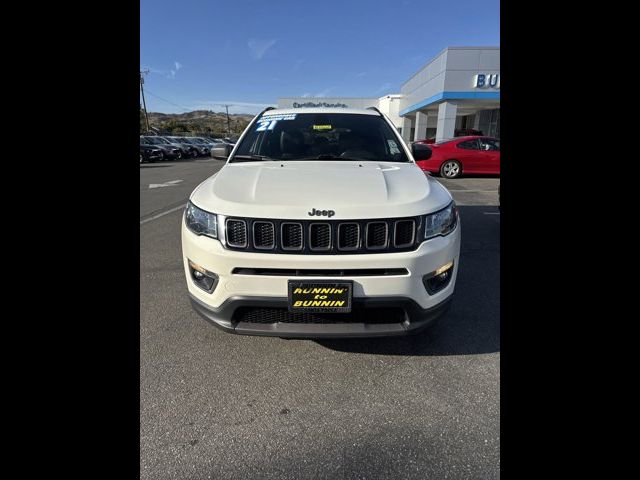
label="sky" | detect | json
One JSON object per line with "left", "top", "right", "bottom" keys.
{"left": 140, "top": 0, "right": 499, "bottom": 114}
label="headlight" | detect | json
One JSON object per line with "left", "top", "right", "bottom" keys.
{"left": 185, "top": 201, "right": 218, "bottom": 238}
{"left": 424, "top": 202, "right": 458, "bottom": 239}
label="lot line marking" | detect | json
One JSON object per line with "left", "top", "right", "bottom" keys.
{"left": 149, "top": 179, "right": 183, "bottom": 189}
{"left": 140, "top": 204, "right": 186, "bottom": 225}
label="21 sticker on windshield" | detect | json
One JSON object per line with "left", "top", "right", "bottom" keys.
{"left": 256, "top": 113, "right": 297, "bottom": 132}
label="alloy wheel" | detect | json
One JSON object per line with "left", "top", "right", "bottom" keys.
{"left": 442, "top": 161, "right": 461, "bottom": 178}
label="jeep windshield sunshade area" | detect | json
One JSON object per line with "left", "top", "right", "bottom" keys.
{"left": 232, "top": 113, "right": 409, "bottom": 162}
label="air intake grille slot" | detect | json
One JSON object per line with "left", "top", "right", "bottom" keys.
{"left": 309, "top": 224, "right": 331, "bottom": 251}
{"left": 338, "top": 223, "right": 360, "bottom": 251}
{"left": 394, "top": 220, "right": 415, "bottom": 248}
{"left": 281, "top": 223, "right": 303, "bottom": 250}
{"left": 253, "top": 221, "right": 275, "bottom": 249}
{"left": 366, "top": 222, "right": 388, "bottom": 249}
{"left": 226, "top": 219, "right": 247, "bottom": 247}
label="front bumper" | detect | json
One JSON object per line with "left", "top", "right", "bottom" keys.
{"left": 182, "top": 216, "right": 461, "bottom": 338}
{"left": 189, "top": 292, "right": 452, "bottom": 337}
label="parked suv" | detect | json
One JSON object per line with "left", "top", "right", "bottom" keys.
{"left": 182, "top": 137, "right": 212, "bottom": 156}
{"left": 140, "top": 136, "right": 181, "bottom": 160}
{"left": 164, "top": 136, "right": 200, "bottom": 158}
{"left": 140, "top": 143, "right": 163, "bottom": 163}
{"left": 182, "top": 108, "right": 461, "bottom": 337}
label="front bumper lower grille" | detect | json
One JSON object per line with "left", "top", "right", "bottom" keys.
{"left": 222, "top": 216, "right": 422, "bottom": 254}
{"left": 232, "top": 306, "right": 406, "bottom": 324}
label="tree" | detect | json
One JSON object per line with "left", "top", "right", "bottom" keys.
{"left": 162, "top": 120, "right": 189, "bottom": 134}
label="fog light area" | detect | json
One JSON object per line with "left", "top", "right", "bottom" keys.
{"left": 188, "top": 259, "right": 219, "bottom": 293}
{"left": 423, "top": 261, "right": 454, "bottom": 295}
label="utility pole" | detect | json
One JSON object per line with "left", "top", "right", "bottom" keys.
{"left": 140, "top": 69, "right": 150, "bottom": 132}
{"left": 223, "top": 104, "right": 231, "bottom": 137}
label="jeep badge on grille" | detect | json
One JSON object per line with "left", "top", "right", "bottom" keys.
{"left": 308, "top": 208, "right": 335, "bottom": 218}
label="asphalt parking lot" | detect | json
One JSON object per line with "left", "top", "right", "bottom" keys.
{"left": 140, "top": 158, "right": 500, "bottom": 479}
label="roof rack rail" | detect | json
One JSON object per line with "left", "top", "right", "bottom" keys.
{"left": 255, "top": 106, "right": 276, "bottom": 118}
{"left": 366, "top": 106, "right": 383, "bottom": 116}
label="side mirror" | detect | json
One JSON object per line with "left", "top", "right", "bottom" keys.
{"left": 212, "top": 144, "right": 232, "bottom": 159}
{"left": 412, "top": 142, "right": 432, "bottom": 161}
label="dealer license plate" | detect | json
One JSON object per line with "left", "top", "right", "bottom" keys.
{"left": 287, "top": 281, "right": 353, "bottom": 313}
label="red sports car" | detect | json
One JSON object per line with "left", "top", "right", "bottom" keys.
{"left": 414, "top": 136, "right": 500, "bottom": 178}
{"left": 415, "top": 128, "right": 484, "bottom": 144}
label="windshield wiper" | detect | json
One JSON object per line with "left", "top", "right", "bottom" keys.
{"left": 230, "top": 154, "right": 274, "bottom": 162}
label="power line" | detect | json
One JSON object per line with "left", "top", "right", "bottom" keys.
{"left": 143, "top": 92, "right": 239, "bottom": 118}
{"left": 144, "top": 90, "right": 192, "bottom": 112}
{"left": 141, "top": 91, "right": 241, "bottom": 136}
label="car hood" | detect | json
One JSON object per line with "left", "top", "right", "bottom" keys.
{"left": 190, "top": 161, "right": 453, "bottom": 219}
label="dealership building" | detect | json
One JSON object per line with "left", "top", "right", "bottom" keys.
{"left": 278, "top": 46, "right": 500, "bottom": 142}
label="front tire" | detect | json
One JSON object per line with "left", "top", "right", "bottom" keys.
{"left": 440, "top": 160, "right": 462, "bottom": 179}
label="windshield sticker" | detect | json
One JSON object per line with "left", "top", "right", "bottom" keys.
{"left": 256, "top": 113, "right": 297, "bottom": 131}
{"left": 387, "top": 139, "right": 400, "bottom": 154}
{"left": 256, "top": 119, "right": 277, "bottom": 131}
{"left": 261, "top": 113, "right": 297, "bottom": 121}
{"left": 312, "top": 125, "right": 332, "bottom": 130}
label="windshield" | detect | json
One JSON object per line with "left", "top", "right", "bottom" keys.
{"left": 231, "top": 112, "right": 409, "bottom": 162}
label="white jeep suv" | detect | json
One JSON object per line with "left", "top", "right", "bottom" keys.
{"left": 181, "top": 107, "right": 461, "bottom": 338}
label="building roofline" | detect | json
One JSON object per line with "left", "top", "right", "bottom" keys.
{"left": 401, "top": 46, "right": 500, "bottom": 88}
{"left": 264, "top": 107, "right": 380, "bottom": 115}
{"left": 278, "top": 97, "right": 379, "bottom": 100}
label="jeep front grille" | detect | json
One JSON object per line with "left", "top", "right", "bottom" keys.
{"left": 394, "top": 220, "right": 415, "bottom": 248}
{"left": 309, "top": 224, "right": 331, "bottom": 251}
{"left": 338, "top": 223, "right": 360, "bottom": 251}
{"left": 222, "top": 216, "right": 421, "bottom": 254}
{"left": 281, "top": 222, "right": 303, "bottom": 250}
{"left": 366, "top": 222, "right": 388, "bottom": 249}
{"left": 253, "top": 221, "right": 275, "bottom": 249}
{"left": 226, "top": 219, "right": 247, "bottom": 248}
